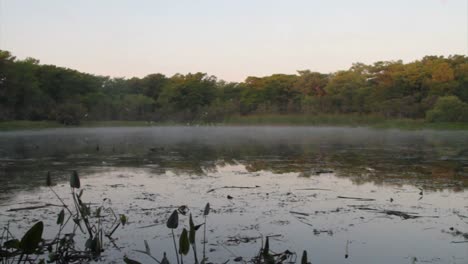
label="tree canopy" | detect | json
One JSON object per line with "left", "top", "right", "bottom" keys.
{"left": 0, "top": 50, "right": 466, "bottom": 124}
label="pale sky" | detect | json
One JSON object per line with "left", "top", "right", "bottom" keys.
{"left": 0, "top": 0, "right": 467, "bottom": 82}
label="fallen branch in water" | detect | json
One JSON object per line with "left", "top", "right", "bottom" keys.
{"left": 289, "top": 211, "right": 310, "bottom": 216}
{"left": 207, "top": 185, "right": 260, "bottom": 193}
{"left": 7, "top": 203, "right": 63, "bottom": 212}
{"left": 379, "top": 210, "right": 420, "bottom": 219}
{"left": 296, "top": 188, "right": 332, "bottom": 191}
{"left": 353, "top": 207, "right": 439, "bottom": 220}
{"left": 337, "top": 196, "right": 375, "bottom": 201}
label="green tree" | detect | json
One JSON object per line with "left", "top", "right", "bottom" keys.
{"left": 426, "top": 96, "right": 468, "bottom": 122}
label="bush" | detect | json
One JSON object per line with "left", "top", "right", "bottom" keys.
{"left": 426, "top": 96, "right": 468, "bottom": 122}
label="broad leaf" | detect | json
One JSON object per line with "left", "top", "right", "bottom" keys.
{"left": 166, "top": 210, "right": 178, "bottom": 229}
{"left": 3, "top": 239, "right": 20, "bottom": 249}
{"left": 20, "top": 221, "right": 44, "bottom": 254}
{"left": 179, "top": 228, "right": 190, "bottom": 255}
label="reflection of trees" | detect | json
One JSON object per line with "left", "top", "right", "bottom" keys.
{"left": 1, "top": 138, "right": 467, "bottom": 196}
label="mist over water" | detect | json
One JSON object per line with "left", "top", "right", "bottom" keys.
{"left": 0, "top": 126, "right": 467, "bottom": 263}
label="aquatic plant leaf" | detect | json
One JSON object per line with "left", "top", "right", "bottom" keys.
{"left": 144, "top": 240, "right": 151, "bottom": 255}
{"left": 161, "top": 252, "right": 170, "bottom": 264}
{"left": 92, "top": 236, "right": 101, "bottom": 254}
{"left": 80, "top": 204, "right": 90, "bottom": 217}
{"left": 124, "top": 255, "right": 142, "bottom": 264}
{"left": 301, "top": 250, "right": 308, "bottom": 264}
{"left": 85, "top": 238, "right": 92, "bottom": 249}
{"left": 203, "top": 203, "right": 210, "bottom": 216}
{"left": 120, "top": 214, "right": 128, "bottom": 226}
{"left": 179, "top": 228, "right": 190, "bottom": 255}
{"left": 262, "top": 237, "right": 269, "bottom": 256}
{"left": 95, "top": 207, "right": 101, "bottom": 217}
{"left": 3, "top": 239, "right": 20, "bottom": 249}
{"left": 20, "top": 221, "right": 44, "bottom": 254}
{"left": 57, "top": 209, "right": 65, "bottom": 225}
{"left": 166, "top": 210, "right": 179, "bottom": 229}
{"left": 189, "top": 214, "right": 196, "bottom": 244}
{"left": 46, "top": 172, "right": 52, "bottom": 187}
{"left": 86, "top": 236, "right": 101, "bottom": 255}
{"left": 70, "top": 170, "right": 80, "bottom": 188}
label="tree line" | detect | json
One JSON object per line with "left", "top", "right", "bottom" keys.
{"left": 1, "top": 50, "right": 467, "bottom": 125}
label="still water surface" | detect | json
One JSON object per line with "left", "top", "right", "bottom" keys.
{"left": 0, "top": 126, "right": 467, "bottom": 263}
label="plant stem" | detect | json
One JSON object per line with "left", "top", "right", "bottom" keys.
{"left": 171, "top": 229, "right": 180, "bottom": 264}
{"left": 192, "top": 243, "right": 198, "bottom": 264}
{"left": 203, "top": 216, "right": 207, "bottom": 262}
{"left": 49, "top": 186, "right": 73, "bottom": 215}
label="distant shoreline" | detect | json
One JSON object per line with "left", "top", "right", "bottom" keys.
{"left": 1, "top": 115, "right": 468, "bottom": 131}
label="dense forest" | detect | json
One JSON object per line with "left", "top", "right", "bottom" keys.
{"left": 0, "top": 50, "right": 467, "bottom": 125}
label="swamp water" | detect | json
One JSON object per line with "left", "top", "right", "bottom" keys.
{"left": 0, "top": 126, "right": 467, "bottom": 263}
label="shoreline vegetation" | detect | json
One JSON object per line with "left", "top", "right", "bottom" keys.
{"left": 1, "top": 50, "right": 467, "bottom": 129}
{"left": 1, "top": 115, "right": 468, "bottom": 131}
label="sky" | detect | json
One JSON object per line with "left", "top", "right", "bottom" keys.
{"left": 0, "top": 0, "right": 467, "bottom": 82}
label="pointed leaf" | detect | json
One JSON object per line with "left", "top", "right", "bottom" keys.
{"left": 189, "top": 214, "right": 196, "bottom": 244}
{"left": 144, "top": 240, "right": 151, "bottom": 255}
{"left": 92, "top": 236, "right": 101, "bottom": 254}
{"left": 57, "top": 209, "right": 65, "bottom": 225}
{"left": 301, "top": 250, "right": 308, "bottom": 264}
{"left": 161, "top": 252, "right": 170, "bottom": 264}
{"left": 3, "top": 239, "right": 20, "bottom": 249}
{"left": 166, "top": 210, "right": 179, "bottom": 229}
{"left": 262, "top": 237, "right": 269, "bottom": 257}
{"left": 46, "top": 172, "right": 52, "bottom": 187}
{"left": 70, "top": 170, "right": 80, "bottom": 188}
{"left": 189, "top": 214, "right": 195, "bottom": 229}
{"left": 20, "top": 221, "right": 44, "bottom": 253}
{"left": 203, "top": 203, "right": 210, "bottom": 216}
{"left": 179, "top": 228, "right": 190, "bottom": 255}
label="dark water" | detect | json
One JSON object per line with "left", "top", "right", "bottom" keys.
{"left": 0, "top": 126, "right": 467, "bottom": 263}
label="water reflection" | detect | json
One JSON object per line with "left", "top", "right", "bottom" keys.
{"left": 0, "top": 127, "right": 467, "bottom": 199}
{"left": 0, "top": 127, "right": 467, "bottom": 263}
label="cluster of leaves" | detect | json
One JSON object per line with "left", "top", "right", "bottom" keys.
{"left": 125, "top": 203, "right": 210, "bottom": 264}
{"left": 0, "top": 171, "right": 126, "bottom": 263}
{"left": 1, "top": 172, "right": 313, "bottom": 264}
{"left": 1, "top": 50, "right": 467, "bottom": 123}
